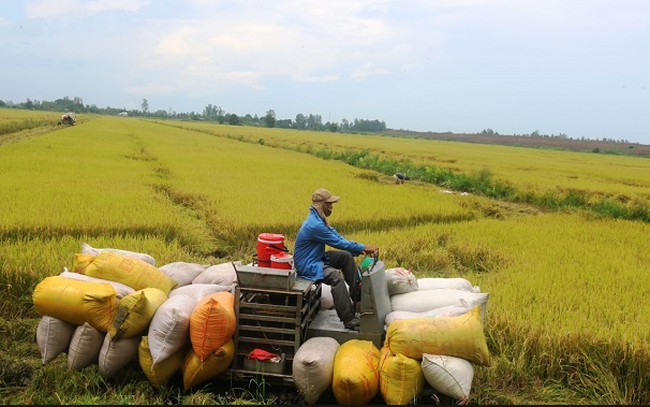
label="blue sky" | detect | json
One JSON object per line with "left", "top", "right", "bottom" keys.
{"left": 1, "top": 0, "right": 649, "bottom": 144}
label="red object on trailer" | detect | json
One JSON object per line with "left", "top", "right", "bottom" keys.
{"left": 256, "top": 233, "right": 287, "bottom": 267}
{"left": 271, "top": 252, "right": 294, "bottom": 270}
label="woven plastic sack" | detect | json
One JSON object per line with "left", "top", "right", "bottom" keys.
{"left": 417, "top": 277, "right": 480, "bottom": 293}
{"left": 82, "top": 242, "right": 156, "bottom": 265}
{"left": 60, "top": 268, "right": 135, "bottom": 299}
{"left": 67, "top": 322, "right": 104, "bottom": 370}
{"left": 385, "top": 302, "right": 472, "bottom": 328}
{"left": 379, "top": 345, "right": 425, "bottom": 405}
{"left": 36, "top": 315, "right": 76, "bottom": 365}
{"left": 138, "top": 335, "right": 185, "bottom": 388}
{"left": 33, "top": 275, "right": 116, "bottom": 332}
{"left": 422, "top": 353, "right": 474, "bottom": 404}
{"left": 147, "top": 294, "right": 197, "bottom": 366}
{"left": 293, "top": 336, "right": 340, "bottom": 404}
{"left": 191, "top": 261, "right": 240, "bottom": 286}
{"left": 332, "top": 339, "right": 380, "bottom": 405}
{"left": 98, "top": 334, "right": 141, "bottom": 379}
{"left": 386, "top": 306, "right": 490, "bottom": 366}
{"left": 189, "top": 291, "right": 236, "bottom": 361}
{"left": 385, "top": 267, "right": 419, "bottom": 296}
{"left": 390, "top": 288, "right": 488, "bottom": 321}
{"left": 109, "top": 287, "right": 168, "bottom": 340}
{"left": 182, "top": 338, "right": 235, "bottom": 390}
{"left": 169, "top": 283, "right": 234, "bottom": 301}
{"left": 73, "top": 251, "right": 177, "bottom": 295}
{"left": 158, "top": 261, "right": 208, "bottom": 287}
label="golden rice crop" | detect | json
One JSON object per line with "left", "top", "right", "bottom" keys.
{"left": 4, "top": 109, "right": 650, "bottom": 404}
{"left": 173, "top": 119, "right": 650, "bottom": 210}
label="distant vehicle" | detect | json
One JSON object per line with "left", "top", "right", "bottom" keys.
{"left": 59, "top": 112, "right": 76, "bottom": 126}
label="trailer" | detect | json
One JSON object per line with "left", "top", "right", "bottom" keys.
{"left": 219, "top": 255, "right": 390, "bottom": 386}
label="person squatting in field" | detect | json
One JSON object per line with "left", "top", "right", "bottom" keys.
{"left": 393, "top": 172, "right": 410, "bottom": 184}
{"left": 293, "top": 188, "right": 378, "bottom": 331}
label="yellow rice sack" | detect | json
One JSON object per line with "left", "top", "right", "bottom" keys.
{"left": 379, "top": 345, "right": 425, "bottom": 405}
{"left": 73, "top": 252, "right": 177, "bottom": 295}
{"left": 189, "top": 291, "right": 236, "bottom": 361}
{"left": 182, "top": 338, "right": 235, "bottom": 390}
{"left": 138, "top": 336, "right": 185, "bottom": 388}
{"left": 33, "top": 275, "right": 116, "bottom": 332}
{"left": 109, "top": 287, "right": 168, "bottom": 340}
{"left": 385, "top": 305, "right": 490, "bottom": 366}
{"left": 332, "top": 339, "right": 380, "bottom": 405}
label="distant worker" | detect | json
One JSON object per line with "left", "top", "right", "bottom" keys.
{"left": 293, "top": 188, "right": 378, "bottom": 331}
{"left": 60, "top": 113, "right": 75, "bottom": 126}
{"left": 393, "top": 172, "right": 410, "bottom": 184}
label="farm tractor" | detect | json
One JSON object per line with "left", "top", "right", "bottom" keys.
{"left": 221, "top": 233, "right": 391, "bottom": 386}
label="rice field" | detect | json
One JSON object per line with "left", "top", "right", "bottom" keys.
{"left": 2, "top": 108, "right": 650, "bottom": 404}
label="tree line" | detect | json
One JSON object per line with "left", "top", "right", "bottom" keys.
{"left": 0, "top": 96, "right": 387, "bottom": 134}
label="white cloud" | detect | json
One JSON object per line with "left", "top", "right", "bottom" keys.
{"left": 26, "top": 0, "right": 147, "bottom": 19}
{"left": 294, "top": 74, "right": 340, "bottom": 83}
{"left": 350, "top": 63, "right": 390, "bottom": 80}
{"left": 127, "top": 0, "right": 425, "bottom": 93}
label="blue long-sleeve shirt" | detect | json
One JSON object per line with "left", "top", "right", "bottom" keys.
{"left": 293, "top": 207, "right": 365, "bottom": 281}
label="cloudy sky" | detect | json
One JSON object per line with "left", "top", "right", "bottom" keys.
{"left": 1, "top": 0, "right": 649, "bottom": 144}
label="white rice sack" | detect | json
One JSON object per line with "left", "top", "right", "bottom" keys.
{"left": 192, "top": 261, "right": 241, "bottom": 286}
{"left": 385, "top": 301, "right": 472, "bottom": 328}
{"left": 81, "top": 242, "right": 156, "bottom": 266}
{"left": 421, "top": 354, "right": 474, "bottom": 404}
{"left": 320, "top": 284, "right": 335, "bottom": 309}
{"left": 417, "top": 277, "right": 480, "bottom": 293}
{"left": 385, "top": 267, "right": 419, "bottom": 296}
{"left": 293, "top": 336, "right": 340, "bottom": 404}
{"left": 320, "top": 282, "right": 352, "bottom": 309}
{"left": 67, "top": 322, "right": 105, "bottom": 370}
{"left": 390, "top": 289, "right": 488, "bottom": 320}
{"left": 98, "top": 334, "right": 141, "bottom": 379}
{"left": 36, "top": 315, "right": 76, "bottom": 365}
{"left": 147, "top": 294, "right": 197, "bottom": 366}
{"left": 158, "top": 262, "right": 208, "bottom": 287}
{"left": 169, "top": 283, "right": 234, "bottom": 301}
{"left": 60, "top": 268, "right": 136, "bottom": 299}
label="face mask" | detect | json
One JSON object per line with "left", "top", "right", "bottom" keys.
{"left": 323, "top": 205, "right": 332, "bottom": 217}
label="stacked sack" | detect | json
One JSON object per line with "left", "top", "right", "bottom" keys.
{"left": 33, "top": 243, "right": 243, "bottom": 390}
{"left": 293, "top": 337, "right": 381, "bottom": 405}
{"left": 383, "top": 267, "right": 490, "bottom": 405}
{"left": 295, "top": 266, "right": 490, "bottom": 405}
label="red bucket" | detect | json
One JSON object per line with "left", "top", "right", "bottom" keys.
{"left": 271, "top": 253, "right": 294, "bottom": 270}
{"left": 257, "top": 233, "right": 286, "bottom": 268}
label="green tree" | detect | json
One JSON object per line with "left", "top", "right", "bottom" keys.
{"left": 141, "top": 99, "right": 149, "bottom": 115}
{"left": 294, "top": 113, "right": 306, "bottom": 130}
{"left": 307, "top": 114, "right": 323, "bottom": 131}
{"left": 264, "top": 109, "right": 276, "bottom": 128}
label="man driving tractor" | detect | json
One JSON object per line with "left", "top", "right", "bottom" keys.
{"left": 293, "top": 188, "right": 378, "bottom": 331}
